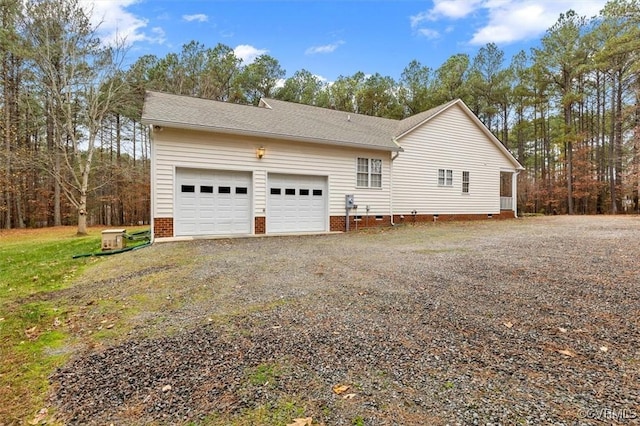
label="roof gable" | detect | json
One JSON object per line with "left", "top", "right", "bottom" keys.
{"left": 395, "top": 99, "right": 524, "bottom": 170}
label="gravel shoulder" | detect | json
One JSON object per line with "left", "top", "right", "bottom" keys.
{"left": 49, "top": 216, "right": 640, "bottom": 425}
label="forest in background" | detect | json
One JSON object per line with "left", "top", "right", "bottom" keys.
{"left": 1, "top": 0, "right": 639, "bottom": 233}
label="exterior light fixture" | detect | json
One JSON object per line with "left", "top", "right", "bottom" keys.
{"left": 256, "top": 146, "right": 265, "bottom": 159}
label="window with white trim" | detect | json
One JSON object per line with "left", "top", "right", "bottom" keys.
{"left": 438, "top": 169, "right": 453, "bottom": 186}
{"left": 462, "top": 171, "right": 470, "bottom": 193}
{"left": 357, "top": 158, "right": 382, "bottom": 188}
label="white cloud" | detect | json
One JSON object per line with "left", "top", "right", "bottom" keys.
{"left": 411, "top": 0, "right": 609, "bottom": 46}
{"left": 234, "top": 44, "right": 268, "bottom": 64}
{"left": 411, "top": 0, "right": 482, "bottom": 27}
{"left": 469, "top": 3, "right": 547, "bottom": 44}
{"left": 80, "top": 0, "right": 164, "bottom": 46}
{"left": 430, "top": 0, "right": 484, "bottom": 19}
{"left": 417, "top": 28, "right": 440, "bottom": 39}
{"left": 469, "top": 1, "right": 607, "bottom": 45}
{"left": 305, "top": 41, "right": 345, "bottom": 55}
{"left": 182, "top": 13, "right": 208, "bottom": 23}
{"left": 148, "top": 27, "right": 166, "bottom": 44}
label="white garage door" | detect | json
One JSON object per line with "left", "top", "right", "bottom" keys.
{"left": 267, "top": 174, "right": 327, "bottom": 233}
{"left": 176, "top": 168, "right": 251, "bottom": 236}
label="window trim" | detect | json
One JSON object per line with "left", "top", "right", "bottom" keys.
{"left": 438, "top": 168, "right": 453, "bottom": 187}
{"left": 356, "top": 157, "right": 383, "bottom": 189}
{"left": 462, "top": 171, "right": 470, "bottom": 194}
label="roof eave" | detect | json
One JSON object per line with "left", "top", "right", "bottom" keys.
{"left": 141, "top": 118, "right": 402, "bottom": 152}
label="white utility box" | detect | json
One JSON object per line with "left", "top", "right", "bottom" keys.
{"left": 101, "top": 229, "right": 126, "bottom": 251}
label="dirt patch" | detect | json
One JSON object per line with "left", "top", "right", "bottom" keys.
{"left": 48, "top": 216, "right": 640, "bottom": 425}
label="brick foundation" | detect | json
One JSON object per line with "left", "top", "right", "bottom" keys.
{"left": 330, "top": 215, "right": 392, "bottom": 232}
{"left": 255, "top": 217, "right": 266, "bottom": 234}
{"left": 392, "top": 210, "right": 515, "bottom": 225}
{"left": 154, "top": 217, "right": 174, "bottom": 238}
{"left": 154, "top": 211, "right": 516, "bottom": 238}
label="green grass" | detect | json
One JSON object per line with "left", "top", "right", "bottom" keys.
{"left": 0, "top": 226, "right": 148, "bottom": 424}
{"left": 248, "top": 363, "right": 282, "bottom": 386}
{"left": 194, "top": 399, "right": 309, "bottom": 426}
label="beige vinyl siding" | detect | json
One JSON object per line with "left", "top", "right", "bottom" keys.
{"left": 392, "top": 103, "right": 516, "bottom": 215}
{"left": 152, "top": 128, "right": 391, "bottom": 219}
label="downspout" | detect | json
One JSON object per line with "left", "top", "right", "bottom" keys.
{"left": 148, "top": 124, "right": 156, "bottom": 244}
{"left": 390, "top": 143, "right": 401, "bottom": 226}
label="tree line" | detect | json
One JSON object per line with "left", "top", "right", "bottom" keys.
{"left": 1, "top": 0, "right": 639, "bottom": 233}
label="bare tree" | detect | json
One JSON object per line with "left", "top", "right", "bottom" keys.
{"left": 23, "top": 0, "right": 125, "bottom": 234}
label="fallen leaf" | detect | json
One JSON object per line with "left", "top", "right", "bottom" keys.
{"left": 557, "top": 349, "right": 576, "bottom": 357}
{"left": 600, "top": 346, "right": 608, "bottom": 352}
{"left": 100, "top": 319, "right": 108, "bottom": 324}
{"left": 25, "top": 326, "right": 38, "bottom": 339}
{"left": 332, "top": 384, "right": 349, "bottom": 395}
{"left": 342, "top": 393, "right": 356, "bottom": 399}
{"left": 558, "top": 327, "right": 567, "bottom": 333}
{"left": 106, "top": 324, "right": 114, "bottom": 329}
{"left": 28, "top": 408, "right": 48, "bottom": 425}
{"left": 286, "top": 417, "right": 313, "bottom": 426}
{"left": 162, "top": 384, "right": 172, "bottom": 392}
{"left": 503, "top": 321, "right": 513, "bottom": 328}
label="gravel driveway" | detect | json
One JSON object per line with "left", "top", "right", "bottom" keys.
{"left": 50, "top": 216, "right": 640, "bottom": 425}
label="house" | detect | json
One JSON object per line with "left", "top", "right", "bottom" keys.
{"left": 141, "top": 91, "right": 523, "bottom": 240}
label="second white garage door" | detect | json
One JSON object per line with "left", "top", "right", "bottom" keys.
{"left": 267, "top": 174, "right": 327, "bottom": 233}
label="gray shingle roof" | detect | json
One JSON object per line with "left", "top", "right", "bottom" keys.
{"left": 141, "top": 91, "right": 522, "bottom": 171}
{"left": 141, "top": 91, "right": 402, "bottom": 151}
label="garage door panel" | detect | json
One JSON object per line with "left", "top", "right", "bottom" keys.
{"left": 176, "top": 168, "right": 251, "bottom": 236}
{"left": 267, "top": 174, "right": 327, "bottom": 233}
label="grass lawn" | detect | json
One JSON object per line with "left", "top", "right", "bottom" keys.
{"left": 0, "top": 226, "right": 148, "bottom": 425}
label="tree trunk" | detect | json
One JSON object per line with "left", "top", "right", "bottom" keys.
{"left": 47, "top": 98, "right": 62, "bottom": 226}
{"left": 3, "top": 50, "right": 12, "bottom": 229}
{"left": 614, "top": 68, "right": 624, "bottom": 213}
{"left": 609, "top": 77, "right": 617, "bottom": 214}
{"left": 53, "top": 150, "right": 62, "bottom": 225}
{"left": 77, "top": 195, "right": 88, "bottom": 235}
{"left": 565, "top": 102, "right": 574, "bottom": 215}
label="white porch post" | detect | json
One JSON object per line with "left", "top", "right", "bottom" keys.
{"left": 512, "top": 170, "right": 519, "bottom": 218}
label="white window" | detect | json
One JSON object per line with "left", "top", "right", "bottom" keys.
{"left": 438, "top": 169, "right": 453, "bottom": 186}
{"left": 462, "top": 171, "right": 470, "bottom": 193}
{"left": 357, "top": 158, "right": 382, "bottom": 188}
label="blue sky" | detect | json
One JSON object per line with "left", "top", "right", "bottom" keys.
{"left": 86, "top": 0, "right": 609, "bottom": 83}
